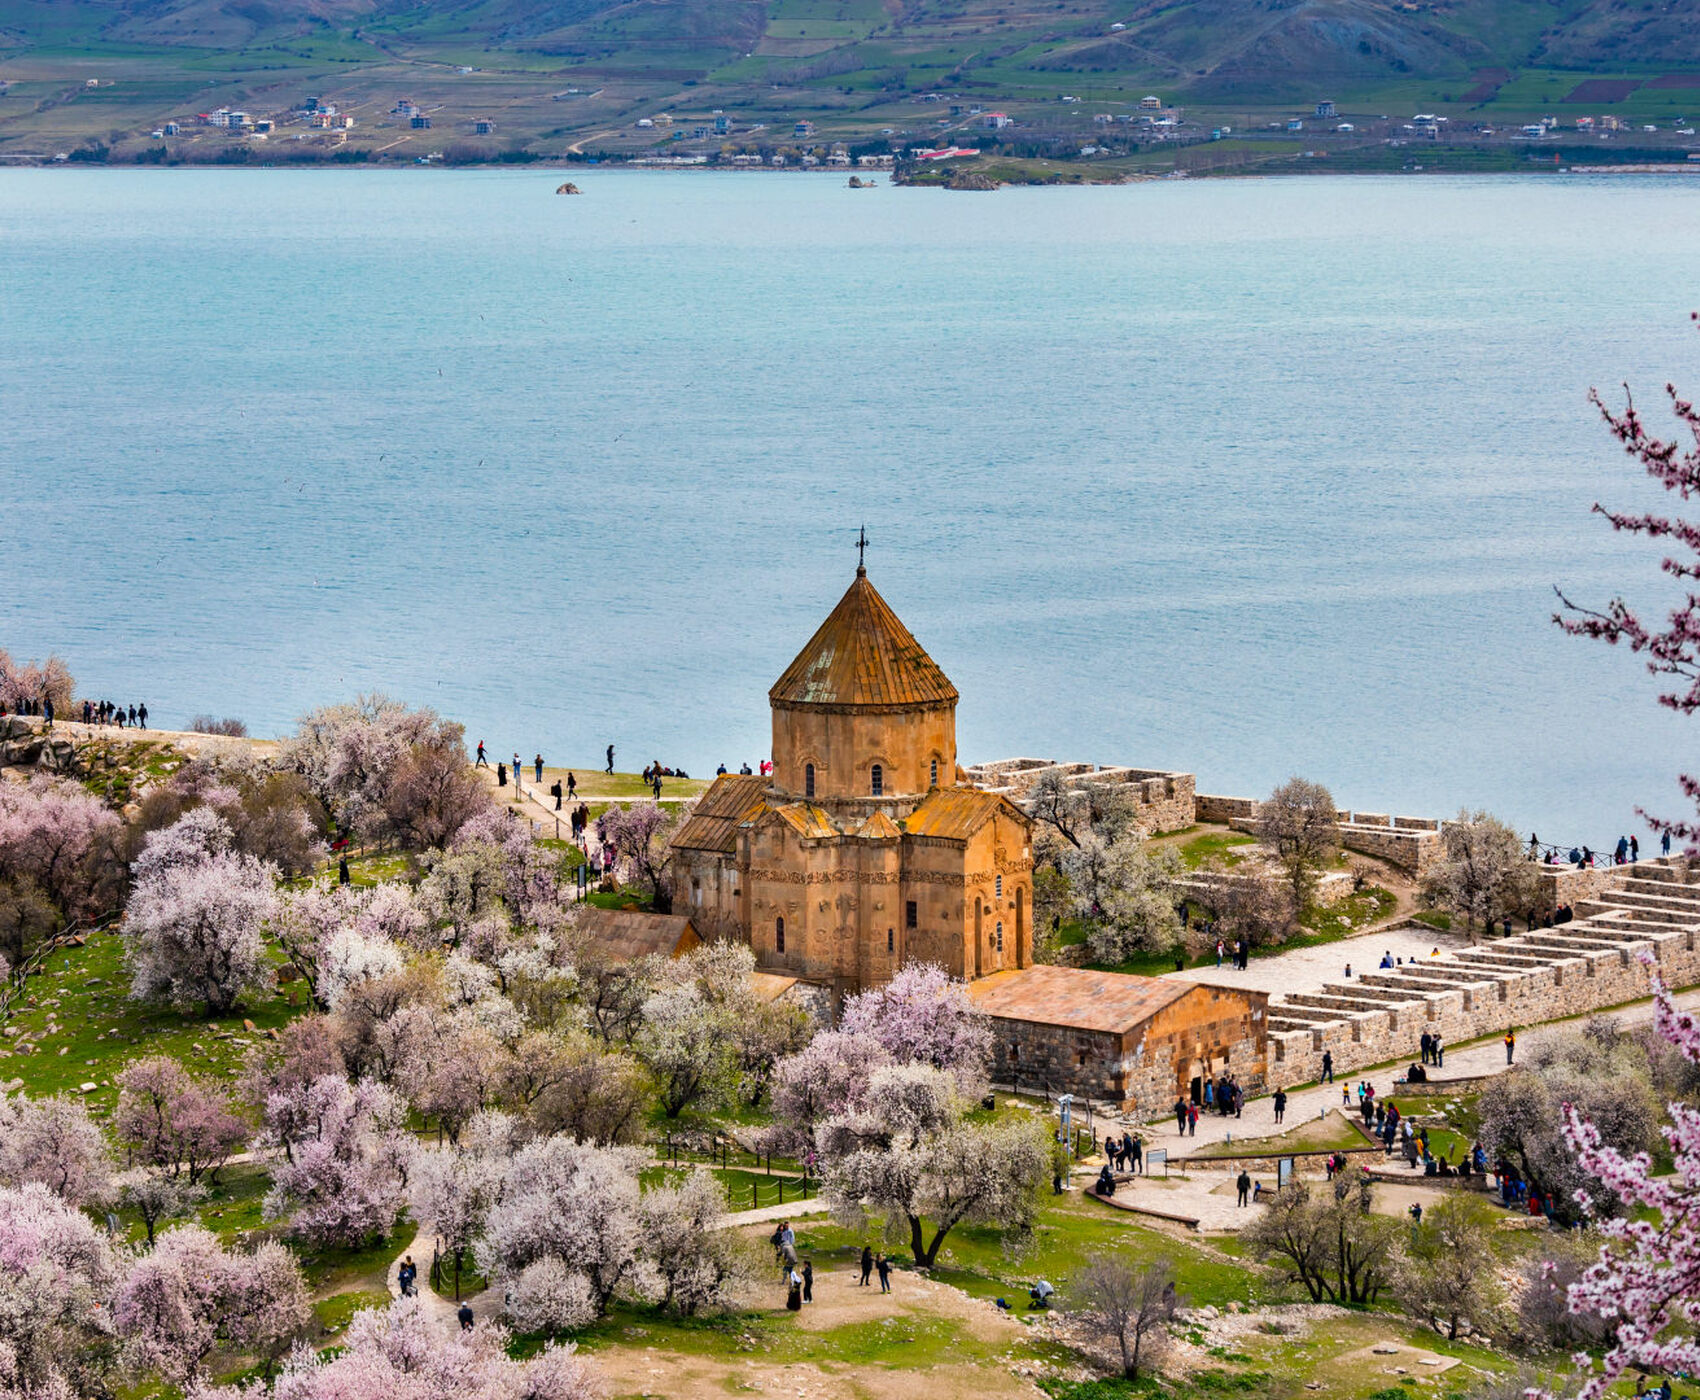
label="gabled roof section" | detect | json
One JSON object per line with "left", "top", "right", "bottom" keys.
{"left": 769, "top": 570, "right": 959, "bottom": 710}
{"left": 857, "top": 810, "right": 902, "bottom": 840}
{"left": 670, "top": 774, "right": 768, "bottom": 854}
{"left": 575, "top": 908, "right": 701, "bottom": 963}
{"left": 903, "top": 787, "right": 1020, "bottom": 841}
{"left": 966, "top": 966, "right": 1194, "bottom": 1035}
{"left": 772, "top": 802, "right": 840, "bottom": 840}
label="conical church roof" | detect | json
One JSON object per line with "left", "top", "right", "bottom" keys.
{"left": 769, "top": 569, "right": 959, "bottom": 710}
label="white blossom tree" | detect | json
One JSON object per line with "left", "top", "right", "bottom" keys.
{"left": 838, "top": 961, "right": 992, "bottom": 1093}
{"left": 123, "top": 810, "right": 277, "bottom": 1015}
{"left": 262, "top": 1075, "right": 414, "bottom": 1247}
{"left": 0, "top": 1182, "right": 120, "bottom": 1400}
{"left": 475, "top": 1137, "right": 647, "bottom": 1329}
{"left": 1423, "top": 810, "right": 1539, "bottom": 939}
{"left": 816, "top": 1064, "right": 1048, "bottom": 1267}
{"left": 191, "top": 1295, "right": 599, "bottom": 1400}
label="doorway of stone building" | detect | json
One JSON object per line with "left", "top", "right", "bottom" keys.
{"left": 1185, "top": 1056, "right": 1213, "bottom": 1105}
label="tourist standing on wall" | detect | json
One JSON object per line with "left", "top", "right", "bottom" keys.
{"left": 1504, "top": 1029, "right": 1516, "bottom": 1064}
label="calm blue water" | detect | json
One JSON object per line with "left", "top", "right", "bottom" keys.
{"left": 2, "top": 167, "right": 1697, "bottom": 844}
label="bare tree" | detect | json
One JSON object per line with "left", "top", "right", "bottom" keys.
{"left": 1190, "top": 860, "right": 1293, "bottom": 952}
{"left": 1074, "top": 1257, "right": 1180, "bottom": 1380}
{"left": 1423, "top": 810, "right": 1538, "bottom": 941}
{"left": 1257, "top": 778, "right": 1339, "bottom": 917}
{"left": 1027, "top": 771, "right": 1090, "bottom": 849}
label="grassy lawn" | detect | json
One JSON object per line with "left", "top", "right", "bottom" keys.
{"left": 1305, "top": 888, "right": 1400, "bottom": 940}
{"left": 1185, "top": 1111, "right": 1371, "bottom": 1161}
{"left": 0, "top": 930, "right": 307, "bottom": 1117}
{"left": 534, "top": 767, "right": 710, "bottom": 803}
{"left": 1176, "top": 830, "right": 1258, "bottom": 870}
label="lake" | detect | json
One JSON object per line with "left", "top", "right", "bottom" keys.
{"left": 2, "top": 166, "right": 1697, "bottom": 846}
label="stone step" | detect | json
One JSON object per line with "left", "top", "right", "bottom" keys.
{"left": 1588, "top": 887, "right": 1700, "bottom": 917}
{"left": 1452, "top": 950, "right": 1554, "bottom": 971}
{"left": 1387, "top": 961, "right": 1512, "bottom": 985}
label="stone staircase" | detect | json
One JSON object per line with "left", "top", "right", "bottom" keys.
{"left": 1262, "top": 859, "right": 1700, "bottom": 1084}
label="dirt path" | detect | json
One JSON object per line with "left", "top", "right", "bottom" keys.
{"left": 587, "top": 1263, "right": 1045, "bottom": 1400}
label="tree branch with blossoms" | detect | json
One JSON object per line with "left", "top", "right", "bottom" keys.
{"left": 1556, "top": 312, "right": 1700, "bottom": 845}
{"left": 1560, "top": 971, "right": 1700, "bottom": 1399}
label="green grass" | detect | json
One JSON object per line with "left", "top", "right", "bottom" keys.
{"left": 296, "top": 1220, "right": 417, "bottom": 1295}
{"left": 1412, "top": 910, "right": 1453, "bottom": 931}
{"left": 1177, "top": 830, "right": 1258, "bottom": 870}
{"left": 0, "top": 930, "right": 307, "bottom": 1118}
{"left": 1184, "top": 1112, "right": 1371, "bottom": 1160}
{"left": 312, "top": 1288, "right": 392, "bottom": 1337}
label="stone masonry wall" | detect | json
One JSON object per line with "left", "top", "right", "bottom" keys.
{"left": 1262, "top": 922, "right": 1700, "bottom": 1090}
{"left": 969, "top": 759, "right": 1196, "bottom": 836}
{"left": 1198, "top": 793, "right": 1442, "bottom": 875}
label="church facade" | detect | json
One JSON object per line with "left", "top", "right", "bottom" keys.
{"left": 669, "top": 566, "right": 1034, "bottom": 997}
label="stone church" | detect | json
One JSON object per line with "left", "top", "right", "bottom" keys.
{"left": 669, "top": 564, "right": 1035, "bottom": 997}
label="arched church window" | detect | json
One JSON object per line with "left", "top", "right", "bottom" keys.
{"left": 871, "top": 764, "right": 883, "bottom": 797}
{"left": 776, "top": 916, "right": 785, "bottom": 953}
{"left": 804, "top": 764, "right": 815, "bottom": 799}
{"left": 929, "top": 758, "right": 938, "bottom": 787}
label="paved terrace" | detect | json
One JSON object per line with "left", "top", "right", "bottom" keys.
{"left": 1169, "top": 858, "right": 1700, "bottom": 1095}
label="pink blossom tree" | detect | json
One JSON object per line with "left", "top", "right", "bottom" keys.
{"left": 0, "top": 1181, "right": 120, "bottom": 1400}
{"left": 838, "top": 962, "right": 992, "bottom": 1093}
{"left": 765, "top": 1031, "right": 891, "bottom": 1154}
{"left": 114, "top": 1056, "right": 248, "bottom": 1186}
{"left": 1560, "top": 977, "right": 1700, "bottom": 1397}
{"left": 190, "top": 1295, "right": 599, "bottom": 1400}
{"left": 261, "top": 1074, "right": 414, "bottom": 1247}
{"left": 598, "top": 804, "right": 676, "bottom": 910}
{"left": 1558, "top": 314, "right": 1700, "bottom": 843}
{"left": 0, "top": 651, "right": 74, "bottom": 714}
{"left": 0, "top": 1091, "right": 114, "bottom": 1206}
{"left": 282, "top": 695, "right": 477, "bottom": 846}
{"left": 124, "top": 810, "right": 277, "bottom": 1015}
{"left": 115, "top": 1224, "right": 311, "bottom": 1385}
{"left": 0, "top": 775, "right": 122, "bottom": 934}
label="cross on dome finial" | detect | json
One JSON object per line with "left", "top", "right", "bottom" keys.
{"left": 856, "top": 524, "right": 869, "bottom": 576}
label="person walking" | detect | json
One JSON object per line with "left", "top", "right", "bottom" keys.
{"left": 1187, "top": 1103, "right": 1198, "bottom": 1137}
{"left": 1505, "top": 1028, "right": 1516, "bottom": 1065}
{"left": 338, "top": 856, "right": 350, "bottom": 886}
{"left": 1663, "top": 830, "right": 1673, "bottom": 857}
{"left": 1631, "top": 835, "right": 1640, "bottom": 862}
{"left": 512, "top": 754, "right": 522, "bottom": 790}
{"left": 535, "top": 754, "right": 544, "bottom": 783}
{"left": 1273, "top": 1088, "right": 1287, "bottom": 1124}
{"left": 1174, "top": 1097, "right": 1188, "bottom": 1135}
{"left": 859, "top": 1245, "right": 874, "bottom": 1286}
{"left": 1433, "top": 1034, "right": 1444, "bottom": 1068}
{"left": 458, "top": 1302, "right": 474, "bottom": 1331}
{"left": 1236, "top": 1170, "right": 1251, "bottom": 1207}
{"left": 137, "top": 703, "right": 147, "bottom": 729}
{"left": 551, "top": 780, "right": 563, "bottom": 811}
{"left": 567, "top": 771, "right": 578, "bottom": 801}
{"left": 476, "top": 741, "right": 488, "bottom": 768}
{"left": 606, "top": 744, "right": 615, "bottom": 775}
{"left": 399, "top": 1255, "right": 417, "bottom": 1296}
{"left": 1320, "top": 1050, "right": 1333, "bottom": 1084}
{"left": 1215, "top": 939, "right": 1224, "bottom": 969}
{"left": 801, "top": 1259, "right": 813, "bottom": 1303}
{"left": 1131, "top": 1134, "right": 1143, "bottom": 1174}
{"left": 1420, "top": 1031, "right": 1432, "bottom": 1065}
{"left": 785, "top": 1268, "right": 803, "bottom": 1311}
{"left": 876, "top": 1254, "right": 891, "bottom": 1294}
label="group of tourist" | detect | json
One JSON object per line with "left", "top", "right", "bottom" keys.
{"left": 1099, "top": 1129, "right": 1145, "bottom": 1174}
{"left": 1213, "top": 938, "right": 1250, "bottom": 971}
{"left": 0, "top": 696, "right": 148, "bottom": 729}
{"left": 1529, "top": 830, "right": 1672, "bottom": 866}
{"left": 714, "top": 761, "right": 757, "bottom": 776}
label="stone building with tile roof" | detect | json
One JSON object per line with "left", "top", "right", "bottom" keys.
{"left": 669, "top": 564, "right": 1034, "bottom": 997}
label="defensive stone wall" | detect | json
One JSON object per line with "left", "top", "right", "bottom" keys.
{"left": 968, "top": 758, "right": 1196, "bottom": 836}
{"left": 1197, "top": 793, "right": 1443, "bottom": 875}
{"left": 1262, "top": 915, "right": 1700, "bottom": 1090}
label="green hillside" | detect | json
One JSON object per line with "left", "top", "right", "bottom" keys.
{"left": 1, "top": 0, "right": 1697, "bottom": 163}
